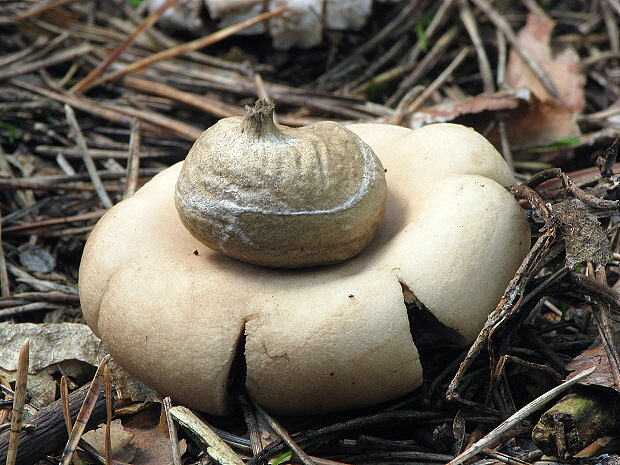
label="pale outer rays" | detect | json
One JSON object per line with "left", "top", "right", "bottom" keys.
{"left": 78, "top": 123, "right": 530, "bottom": 415}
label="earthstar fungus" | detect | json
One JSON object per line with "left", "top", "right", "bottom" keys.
{"left": 79, "top": 106, "right": 531, "bottom": 415}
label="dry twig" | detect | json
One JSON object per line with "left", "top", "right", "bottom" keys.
{"left": 447, "top": 367, "right": 596, "bottom": 465}
{"left": 60, "top": 355, "right": 111, "bottom": 465}
{"left": 5, "top": 338, "right": 29, "bottom": 465}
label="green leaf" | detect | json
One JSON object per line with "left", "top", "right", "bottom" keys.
{"left": 415, "top": 17, "right": 431, "bottom": 52}
{"left": 0, "top": 121, "right": 20, "bottom": 143}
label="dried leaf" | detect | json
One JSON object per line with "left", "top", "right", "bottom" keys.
{"left": 121, "top": 408, "right": 188, "bottom": 465}
{"left": 500, "top": 98, "right": 582, "bottom": 149}
{"left": 504, "top": 12, "right": 586, "bottom": 148}
{"left": 506, "top": 13, "right": 585, "bottom": 110}
{"left": 19, "top": 245, "right": 56, "bottom": 273}
{"left": 551, "top": 201, "right": 613, "bottom": 268}
{"left": 82, "top": 419, "right": 136, "bottom": 463}
{"left": 567, "top": 343, "right": 620, "bottom": 391}
{"left": 0, "top": 322, "right": 158, "bottom": 407}
{"left": 400, "top": 89, "right": 529, "bottom": 128}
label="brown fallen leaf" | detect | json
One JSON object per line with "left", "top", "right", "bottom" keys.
{"left": 497, "top": 98, "right": 582, "bottom": 149}
{"left": 566, "top": 342, "right": 620, "bottom": 391}
{"left": 0, "top": 323, "right": 159, "bottom": 407}
{"left": 82, "top": 419, "right": 136, "bottom": 463}
{"left": 121, "top": 405, "right": 187, "bottom": 465}
{"left": 397, "top": 88, "right": 530, "bottom": 128}
{"left": 550, "top": 200, "right": 613, "bottom": 269}
{"left": 503, "top": 12, "right": 586, "bottom": 148}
